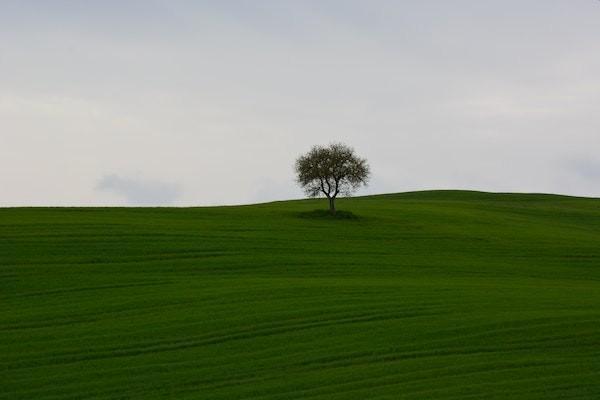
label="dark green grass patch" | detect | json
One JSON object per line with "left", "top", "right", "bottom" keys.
{"left": 297, "top": 209, "right": 360, "bottom": 220}
{"left": 1, "top": 191, "right": 599, "bottom": 399}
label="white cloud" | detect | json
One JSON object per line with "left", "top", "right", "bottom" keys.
{"left": 96, "top": 174, "right": 182, "bottom": 206}
{"left": 1, "top": 1, "right": 600, "bottom": 205}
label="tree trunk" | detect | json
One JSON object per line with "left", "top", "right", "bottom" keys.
{"left": 328, "top": 197, "right": 336, "bottom": 215}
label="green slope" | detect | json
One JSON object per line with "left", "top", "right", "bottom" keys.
{"left": 1, "top": 191, "right": 599, "bottom": 399}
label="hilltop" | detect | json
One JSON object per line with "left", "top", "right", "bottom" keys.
{"left": 1, "top": 191, "right": 599, "bottom": 399}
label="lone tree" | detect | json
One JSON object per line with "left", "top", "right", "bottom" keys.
{"left": 295, "top": 143, "right": 370, "bottom": 214}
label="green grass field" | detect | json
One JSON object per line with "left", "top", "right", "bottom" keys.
{"left": 2, "top": 191, "right": 599, "bottom": 399}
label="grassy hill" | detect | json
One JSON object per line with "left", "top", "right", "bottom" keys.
{"left": 1, "top": 191, "right": 599, "bottom": 399}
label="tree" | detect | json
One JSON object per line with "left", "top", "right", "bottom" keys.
{"left": 295, "top": 143, "right": 370, "bottom": 214}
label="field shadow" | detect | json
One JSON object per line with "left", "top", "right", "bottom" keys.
{"left": 296, "top": 209, "right": 361, "bottom": 220}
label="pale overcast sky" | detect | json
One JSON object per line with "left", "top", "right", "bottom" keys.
{"left": 1, "top": 1, "right": 600, "bottom": 206}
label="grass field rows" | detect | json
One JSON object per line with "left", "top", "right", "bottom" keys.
{"left": 1, "top": 191, "right": 599, "bottom": 399}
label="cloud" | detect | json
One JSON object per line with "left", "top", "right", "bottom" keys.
{"left": 566, "top": 159, "right": 600, "bottom": 181}
{"left": 252, "top": 177, "right": 304, "bottom": 204}
{"left": 2, "top": 2, "right": 600, "bottom": 205}
{"left": 96, "top": 174, "right": 182, "bottom": 206}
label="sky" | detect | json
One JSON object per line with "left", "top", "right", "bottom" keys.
{"left": 1, "top": 0, "right": 600, "bottom": 206}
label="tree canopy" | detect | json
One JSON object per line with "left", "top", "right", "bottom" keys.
{"left": 295, "top": 143, "right": 370, "bottom": 213}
